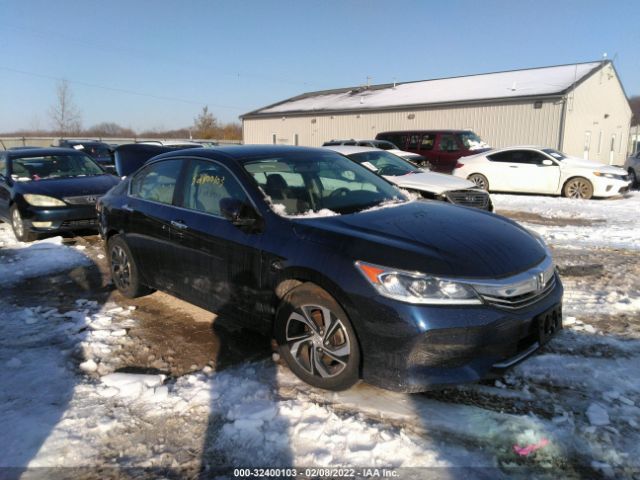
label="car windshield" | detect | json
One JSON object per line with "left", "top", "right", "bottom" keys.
{"left": 10, "top": 154, "right": 104, "bottom": 181}
{"left": 347, "top": 150, "right": 420, "bottom": 177}
{"left": 242, "top": 151, "right": 406, "bottom": 216}
{"left": 83, "top": 146, "right": 112, "bottom": 158}
{"left": 460, "top": 131, "right": 489, "bottom": 150}
{"left": 542, "top": 148, "right": 567, "bottom": 160}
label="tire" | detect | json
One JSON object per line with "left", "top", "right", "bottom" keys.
{"left": 107, "top": 234, "right": 154, "bottom": 298}
{"left": 10, "top": 205, "right": 38, "bottom": 242}
{"left": 275, "top": 283, "right": 360, "bottom": 391}
{"left": 629, "top": 169, "right": 638, "bottom": 189}
{"left": 467, "top": 173, "right": 489, "bottom": 191}
{"left": 563, "top": 177, "right": 594, "bottom": 199}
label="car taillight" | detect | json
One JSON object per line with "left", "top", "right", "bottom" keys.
{"left": 454, "top": 162, "right": 464, "bottom": 169}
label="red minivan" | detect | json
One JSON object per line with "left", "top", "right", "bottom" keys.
{"left": 375, "top": 130, "right": 490, "bottom": 173}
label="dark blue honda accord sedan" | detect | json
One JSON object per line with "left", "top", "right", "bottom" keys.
{"left": 0, "top": 148, "right": 120, "bottom": 242}
{"left": 97, "top": 146, "right": 563, "bottom": 392}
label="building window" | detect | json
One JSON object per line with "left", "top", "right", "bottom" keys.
{"left": 597, "top": 131, "right": 602, "bottom": 154}
{"left": 272, "top": 134, "right": 276, "bottom": 145}
{"left": 294, "top": 134, "right": 299, "bottom": 146}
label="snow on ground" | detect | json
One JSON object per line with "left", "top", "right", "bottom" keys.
{"left": 493, "top": 191, "right": 640, "bottom": 251}
{"left": 1, "top": 190, "right": 640, "bottom": 478}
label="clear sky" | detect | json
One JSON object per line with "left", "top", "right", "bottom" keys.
{"left": 1, "top": 0, "right": 638, "bottom": 133}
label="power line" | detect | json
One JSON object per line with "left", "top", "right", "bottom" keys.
{"left": 0, "top": 66, "right": 248, "bottom": 111}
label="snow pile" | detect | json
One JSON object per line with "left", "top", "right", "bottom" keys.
{"left": 0, "top": 225, "right": 91, "bottom": 286}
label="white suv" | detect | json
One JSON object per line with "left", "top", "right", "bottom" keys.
{"left": 625, "top": 150, "right": 640, "bottom": 187}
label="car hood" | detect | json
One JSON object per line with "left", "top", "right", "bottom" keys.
{"left": 562, "top": 156, "right": 628, "bottom": 175}
{"left": 385, "top": 171, "right": 477, "bottom": 194}
{"left": 15, "top": 175, "right": 120, "bottom": 198}
{"left": 293, "top": 201, "right": 546, "bottom": 278}
{"left": 388, "top": 149, "right": 423, "bottom": 158}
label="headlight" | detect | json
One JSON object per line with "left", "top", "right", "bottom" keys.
{"left": 593, "top": 171, "right": 626, "bottom": 180}
{"left": 355, "top": 261, "right": 481, "bottom": 305}
{"left": 23, "top": 194, "right": 66, "bottom": 207}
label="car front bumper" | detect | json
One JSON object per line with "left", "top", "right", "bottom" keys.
{"left": 593, "top": 177, "right": 632, "bottom": 197}
{"left": 19, "top": 204, "right": 99, "bottom": 232}
{"left": 347, "top": 272, "right": 564, "bottom": 392}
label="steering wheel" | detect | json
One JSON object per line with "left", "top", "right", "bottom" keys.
{"left": 329, "top": 187, "right": 350, "bottom": 198}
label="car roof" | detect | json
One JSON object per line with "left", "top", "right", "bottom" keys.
{"left": 152, "top": 145, "right": 335, "bottom": 163}
{"left": 322, "top": 145, "right": 381, "bottom": 155}
{"left": 6, "top": 147, "right": 84, "bottom": 158}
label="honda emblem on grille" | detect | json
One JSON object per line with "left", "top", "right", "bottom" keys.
{"left": 86, "top": 196, "right": 98, "bottom": 203}
{"left": 465, "top": 195, "right": 476, "bottom": 202}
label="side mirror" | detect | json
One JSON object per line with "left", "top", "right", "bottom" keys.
{"left": 220, "top": 197, "right": 259, "bottom": 229}
{"left": 103, "top": 165, "right": 117, "bottom": 175}
{"left": 542, "top": 159, "right": 555, "bottom": 166}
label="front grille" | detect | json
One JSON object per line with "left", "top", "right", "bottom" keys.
{"left": 444, "top": 189, "right": 491, "bottom": 210}
{"left": 63, "top": 195, "right": 100, "bottom": 205}
{"left": 481, "top": 275, "right": 557, "bottom": 310}
{"left": 61, "top": 218, "right": 98, "bottom": 227}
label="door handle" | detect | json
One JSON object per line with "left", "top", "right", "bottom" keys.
{"left": 170, "top": 220, "right": 188, "bottom": 230}
{"left": 122, "top": 204, "right": 134, "bottom": 212}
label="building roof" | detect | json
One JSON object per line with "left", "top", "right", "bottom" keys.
{"left": 243, "top": 61, "right": 607, "bottom": 118}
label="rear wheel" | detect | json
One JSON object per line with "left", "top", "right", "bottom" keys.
{"left": 10, "top": 205, "right": 38, "bottom": 242}
{"left": 275, "top": 283, "right": 360, "bottom": 391}
{"left": 467, "top": 173, "right": 489, "bottom": 191}
{"left": 107, "top": 235, "right": 154, "bottom": 298}
{"left": 563, "top": 177, "right": 593, "bottom": 199}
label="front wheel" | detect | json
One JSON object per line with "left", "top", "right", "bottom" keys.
{"left": 275, "top": 283, "right": 360, "bottom": 391}
{"left": 107, "top": 235, "right": 154, "bottom": 298}
{"left": 563, "top": 177, "right": 593, "bottom": 199}
{"left": 629, "top": 169, "right": 638, "bottom": 189}
{"left": 10, "top": 205, "right": 38, "bottom": 242}
{"left": 467, "top": 173, "right": 489, "bottom": 191}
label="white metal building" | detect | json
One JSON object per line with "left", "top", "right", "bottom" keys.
{"left": 242, "top": 61, "right": 632, "bottom": 165}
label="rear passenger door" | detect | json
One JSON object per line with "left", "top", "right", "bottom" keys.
{"left": 170, "top": 158, "right": 264, "bottom": 320}
{"left": 125, "top": 159, "right": 185, "bottom": 289}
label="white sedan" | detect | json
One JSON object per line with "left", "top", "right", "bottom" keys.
{"left": 453, "top": 146, "right": 631, "bottom": 199}
{"left": 324, "top": 145, "right": 493, "bottom": 210}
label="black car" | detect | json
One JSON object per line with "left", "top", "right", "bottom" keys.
{"left": 0, "top": 148, "right": 120, "bottom": 242}
{"left": 98, "top": 146, "right": 563, "bottom": 392}
{"left": 58, "top": 140, "right": 114, "bottom": 167}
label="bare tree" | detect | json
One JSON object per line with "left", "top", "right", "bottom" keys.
{"left": 193, "top": 106, "right": 218, "bottom": 139}
{"left": 49, "top": 79, "right": 82, "bottom": 136}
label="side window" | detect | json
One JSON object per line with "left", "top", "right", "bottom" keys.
{"left": 420, "top": 134, "right": 436, "bottom": 151}
{"left": 438, "top": 134, "right": 459, "bottom": 152}
{"left": 0, "top": 155, "right": 6, "bottom": 176}
{"left": 344, "top": 141, "right": 356, "bottom": 146}
{"left": 180, "top": 159, "right": 248, "bottom": 216}
{"left": 527, "top": 151, "right": 549, "bottom": 165}
{"left": 487, "top": 151, "right": 514, "bottom": 162}
{"left": 130, "top": 159, "right": 182, "bottom": 204}
{"left": 407, "top": 134, "right": 421, "bottom": 149}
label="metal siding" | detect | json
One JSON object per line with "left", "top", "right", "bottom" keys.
{"left": 562, "top": 64, "right": 632, "bottom": 165}
{"left": 243, "top": 100, "right": 563, "bottom": 149}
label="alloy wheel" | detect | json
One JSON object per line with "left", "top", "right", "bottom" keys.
{"left": 566, "top": 179, "right": 591, "bottom": 199}
{"left": 285, "top": 305, "right": 351, "bottom": 379}
{"left": 468, "top": 174, "right": 488, "bottom": 190}
{"left": 110, "top": 245, "right": 132, "bottom": 290}
{"left": 12, "top": 208, "right": 24, "bottom": 239}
